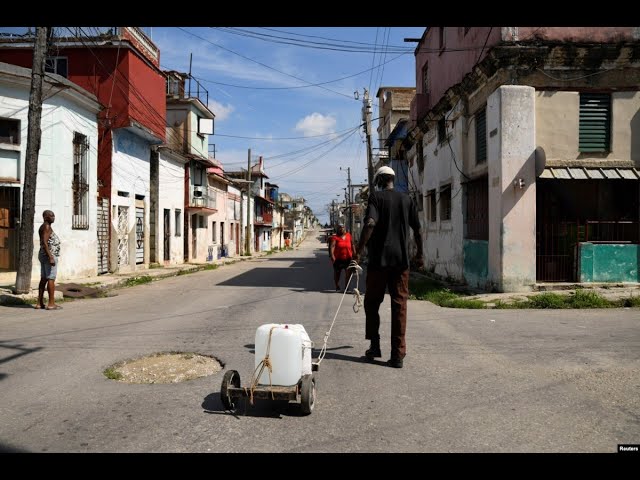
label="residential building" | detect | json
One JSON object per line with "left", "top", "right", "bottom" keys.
{"left": 0, "top": 62, "right": 101, "bottom": 280}
{"left": 0, "top": 27, "right": 167, "bottom": 274}
{"left": 377, "top": 87, "right": 415, "bottom": 193}
{"left": 162, "top": 71, "right": 216, "bottom": 263}
{"left": 266, "top": 182, "right": 284, "bottom": 250}
{"left": 411, "top": 27, "right": 640, "bottom": 291}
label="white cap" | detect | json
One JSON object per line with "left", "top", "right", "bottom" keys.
{"left": 374, "top": 165, "right": 395, "bottom": 181}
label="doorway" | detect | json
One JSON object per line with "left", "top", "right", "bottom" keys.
{"left": 0, "top": 186, "right": 19, "bottom": 271}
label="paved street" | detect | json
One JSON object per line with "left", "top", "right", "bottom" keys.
{"left": 1, "top": 231, "right": 638, "bottom": 452}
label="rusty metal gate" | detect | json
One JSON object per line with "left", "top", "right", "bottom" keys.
{"left": 97, "top": 197, "right": 109, "bottom": 274}
{"left": 135, "top": 206, "right": 144, "bottom": 264}
{"left": 536, "top": 221, "right": 582, "bottom": 282}
{"left": 117, "top": 206, "right": 129, "bottom": 267}
{"left": 0, "top": 186, "right": 19, "bottom": 271}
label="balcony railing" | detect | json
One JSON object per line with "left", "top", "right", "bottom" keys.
{"left": 255, "top": 212, "right": 273, "bottom": 225}
{"left": 189, "top": 185, "right": 217, "bottom": 210}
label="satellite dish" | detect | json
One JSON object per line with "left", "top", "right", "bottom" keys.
{"left": 535, "top": 146, "right": 546, "bottom": 177}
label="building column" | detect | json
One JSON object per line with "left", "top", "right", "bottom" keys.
{"left": 487, "top": 85, "right": 536, "bottom": 292}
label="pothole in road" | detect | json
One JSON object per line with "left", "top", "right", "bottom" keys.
{"left": 103, "top": 352, "right": 223, "bottom": 384}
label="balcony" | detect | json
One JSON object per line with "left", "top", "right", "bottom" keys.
{"left": 255, "top": 212, "right": 273, "bottom": 226}
{"left": 188, "top": 185, "right": 217, "bottom": 213}
{"left": 410, "top": 93, "right": 431, "bottom": 124}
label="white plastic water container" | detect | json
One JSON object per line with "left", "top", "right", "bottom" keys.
{"left": 254, "top": 324, "right": 313, "bottom": 386}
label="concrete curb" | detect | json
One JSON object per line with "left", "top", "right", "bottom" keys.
{"left": 0, "top": 248, "right": 290, "bottom": 306}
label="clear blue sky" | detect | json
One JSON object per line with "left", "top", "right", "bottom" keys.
{"left": 153, "top": 27, "right": 425, "bottom": 224}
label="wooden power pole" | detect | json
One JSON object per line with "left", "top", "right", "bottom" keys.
{"left": 363, "top": 88, "right": 374, "bottom": 191}
{"left": 15, "top": 27, "right": 50, "bottom": 294}
{"left": 245, "top": 148, "right": 251, "bottom": 255}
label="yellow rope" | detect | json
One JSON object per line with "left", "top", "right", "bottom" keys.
{"left": 244, "top": 326, "right": 277, "bottom": 404}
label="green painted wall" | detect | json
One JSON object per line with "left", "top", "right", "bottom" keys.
{"left": 464, "top": 239, "right": 488, "bottom": 288}
{"left": 579, "top": 243, "right": 640, "bottom": 282}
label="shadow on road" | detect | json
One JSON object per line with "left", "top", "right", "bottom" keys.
{"left": 202, "top": 392, "right": 307, "bottom": 418}
{"left": 216, "top": 248, "right": 347, "bottom": 293}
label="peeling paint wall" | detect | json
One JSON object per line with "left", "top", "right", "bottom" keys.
{"left": 422, "top": 103, "right": 465, "bottom": 280}
{"left": 536, "top": 91, "right": 640, "bottom": 167}
{"left": 463, "top": 239, "right": 489, "bottom": 288}
{"left": 157, "top": 152, "right": 185, "bottom": 264}
{"left": 487, "top": 86, "right": 537, "bottom": 292}
{"left": 579, "top": 243, "right": 639, "bottom": 282}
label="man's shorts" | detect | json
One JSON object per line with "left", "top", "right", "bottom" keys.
{"left": 39, "top": 251, "right": 58, "bottom": 280}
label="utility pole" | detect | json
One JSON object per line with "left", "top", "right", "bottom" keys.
{"left": 15, "top": 27, "right": 50, "bottom": 294}
{"left": 245, "top": 148, "right": 251, "bottom": 256}
{"left": 346, "top": 167, "right": 353, "bottom": 234}
{"left": 362, "top": 88, "right": 374, "bottom": 191}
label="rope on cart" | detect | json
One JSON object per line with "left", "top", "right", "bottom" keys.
{"left": 245, "top": 326, "right": 276, "bottom": 404}
{"left": 314, "top": 260, "right": 363, "bottom": 367}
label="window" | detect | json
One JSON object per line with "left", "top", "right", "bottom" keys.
{"left": 198, "top": 116, "right": 214, "bottom": 136}
{"left": 212, "top": 221, "right": 217, "bottom": 242}
{"left": 175, "top": 209, "right": 182, "bottom": 237}
{"left": 465, "top": 178, "right": 488, "bottom": 240}
{"left": 475, "top": 108, "right": 487, "bottom": 164}
{"left": 428, "top": 189, "right": 437, "bottom": 222}
{"left": 421, "top": 62, "right": 429, "bottom": 95}
{"left": 0, "top": 118, "right": 20, "bottom": 144}
{"left": 230, "top": 223, "right": 234, "bottom": 240}
{"left": 440, "top": 184, "right": 451, "bottom": 221}
{"left": 72, "top": 132, "right": 89, "bottom": 229}
{"left": 579, "top": 93, "right": 611, "bottom": 153}
{"left": 437, "top": 118, "right": 447, "bottom": 144}
{"left": 45, "top": 57, "right": 68, "bottom": 78}
{"left": 416, "top": 140, "right": 424, "bottom": 173}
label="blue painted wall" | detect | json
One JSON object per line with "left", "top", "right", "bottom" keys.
{"left": 464, "top": 239, "right": 488, "bottom": 288}
{"left": 579, "top": 243, "right": 639, "bottom": 282}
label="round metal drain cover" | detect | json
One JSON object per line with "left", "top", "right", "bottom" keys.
{"left": 104, "top": 352, "right": 222, "bottom": 384}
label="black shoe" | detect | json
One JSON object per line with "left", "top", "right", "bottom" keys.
{"left": 365, "top": 343, "right": 381, "bottom": 360}
{"left": 387, "top": 358, "right": 403, "bottom": 368}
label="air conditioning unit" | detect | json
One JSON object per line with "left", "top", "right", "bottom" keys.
{"left": 193, "top": 186, "right": 204, "bottom": 197}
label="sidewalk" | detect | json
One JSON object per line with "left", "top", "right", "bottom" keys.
{"left": 409, "top": 270, "right": 640, "bottom": 306}
{"left": 0, "top": 248, "right": 293, "bottom": 306}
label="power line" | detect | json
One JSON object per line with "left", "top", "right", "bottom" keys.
{"left": 176, "top": 27, "right": 355, "bottom": 101}
{"left": 188, "top": 50, "right": 408, "bottom": 91}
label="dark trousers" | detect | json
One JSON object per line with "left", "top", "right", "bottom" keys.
{"left": 364, "top": 266, "right": 409, "bottom": 360}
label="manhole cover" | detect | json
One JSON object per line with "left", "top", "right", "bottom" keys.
{"left": 57, "top": 283, "right": 100, "bottom": 299}
{"left": 104, "top": 352, "right": 222, "bottom": 384}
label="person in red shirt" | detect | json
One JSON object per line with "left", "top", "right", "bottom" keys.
{"left": 329, "top": 223, "right": 355, "bottom": 292}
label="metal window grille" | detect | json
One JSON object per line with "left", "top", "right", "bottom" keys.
{"left": 440, "top": 185, "right": 451, "bottom": 221}
{"left": 428, "top": 189, "right": 437, "bottom": 222}
{"left": 465, "top": 178, "right": 488, "bottom": 240}
{"left": 72, "top": 132, "right": 89, "bottom": 229}
{"left": 475, "top": 108, "right": 487, "bottom": 164}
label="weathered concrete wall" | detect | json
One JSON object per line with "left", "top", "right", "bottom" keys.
{"left": 0, "top": 79, "right": 100, "bottom": 281}
{"left": 422, "top": 102, "right": 465, "bottom": 280}
{"left": 579, "top": 243, "right": 639, "bottom": 282}
{"left": 487, "top": 85, "right": 537, "bottom": 292}
{"left": 463, "top": 239, "right": 489, "bottom": 288}
{"left": 158, "top": 151, "right": 185, "bottom": 264}
{"left": 111, "top": 129, "right": 151, "bottom": 272}
{"left": 510, "top": 27, "right": 640, "bottom": 43}
{"left": 536, "top": 90, "right": 640, "bottom": 167}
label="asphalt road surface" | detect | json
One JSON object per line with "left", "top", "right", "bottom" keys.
{"left": 1, "top": 230, "right": 638, "bottom": 452}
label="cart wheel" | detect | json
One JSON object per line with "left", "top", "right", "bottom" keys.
{"left": 300, "top": 374, "right": 316, "bottom": 415}
{"left": 221, "top": 370, "right": 240, "bottom": 410}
